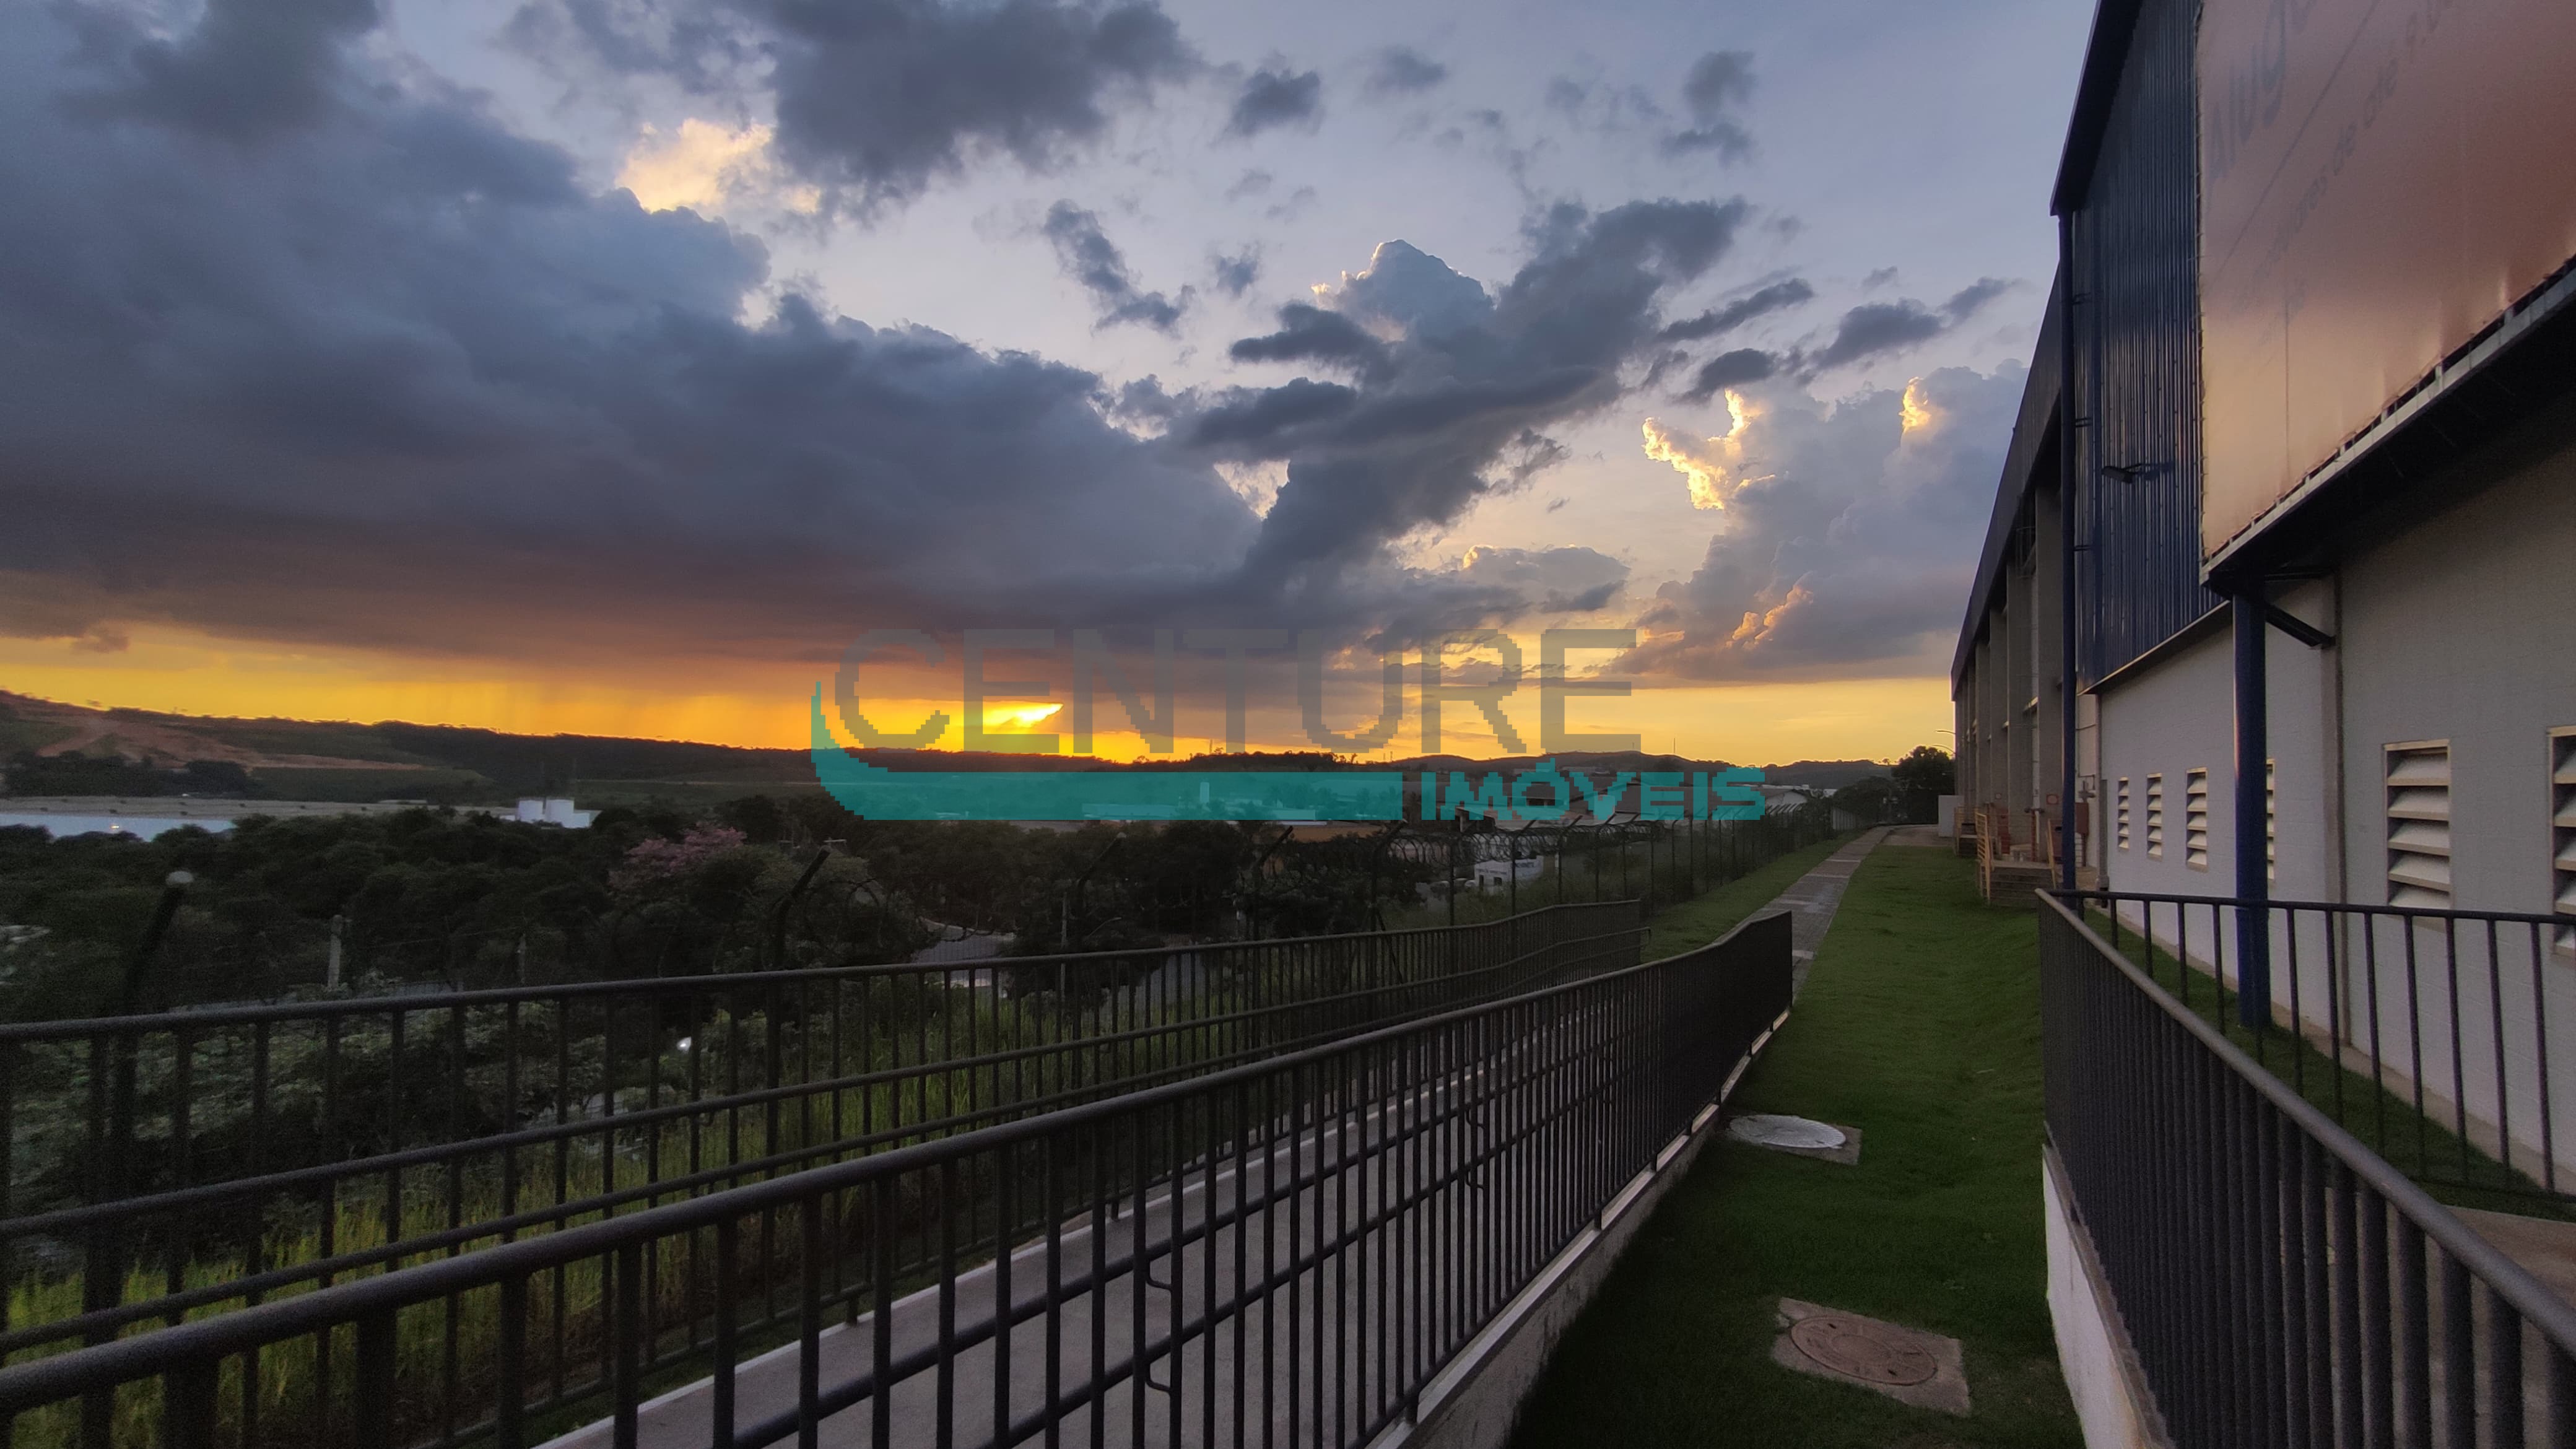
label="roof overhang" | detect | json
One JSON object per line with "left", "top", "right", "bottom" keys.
{"left": 2049, "top": 0, "right": 2149, "bottom": 216}
{"left": 1950, "top": 269, "right": 2066, "bottom": 690}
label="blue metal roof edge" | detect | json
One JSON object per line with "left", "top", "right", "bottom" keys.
{"left": 2050, "top": 0, "right": 2149, "bottom": 216}
{"left": 1951, "top": 268, "right": 2065, "bottom": 689}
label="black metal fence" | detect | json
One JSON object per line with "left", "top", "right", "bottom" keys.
{"left": 2040, "top": 894, "right": 2576, "bottom": 1448}
{"left": 2065, "top": 890, "right": 2576, "bottom": 1201}
{"left": 0, "top": 910, "right": 1793, "bottom": 1448}
{"left": 0, "top": 902, "right": 1642, "bottom": 1377}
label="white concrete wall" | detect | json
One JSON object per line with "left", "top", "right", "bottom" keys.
{"left": 2326, "top": 402, "right": 2576, "bottom": 1179}
{"left": 2043, "top": 1151, "right": 2170, "bottom": 1449}
{"left": 2336, "top": 403, "right": 2576, "bottom": 918}
{"left": 2089, "top": 399, "right": 2576, "bottom": 1183}
{"left": 2095, "top": 581, "right": 2333, "bottom": 907}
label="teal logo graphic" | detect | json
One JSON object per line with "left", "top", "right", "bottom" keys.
{"left": 807, "top": 628, "right": 1769, "bottom": 822}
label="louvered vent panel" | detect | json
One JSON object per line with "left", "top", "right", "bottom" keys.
{"left": 2385, "top": 743, "right": 2452, "bottom": 909}
{"left": 2266, "top": 760, "right": 2277, "bottom": 883}
{"left": 2553, "top": 729, "right": 2574, "bottom": 951}
{"left": 2184, "top": 768, "right": 2210, "bottom": 871}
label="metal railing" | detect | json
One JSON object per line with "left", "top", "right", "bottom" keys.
{"left": 0, "top": 911, "right": 1794, "bottom": 1448}
{"left": 0, "top": 903, "right": 1642, "bottom": 1372}
{"left": 2040, "top": 894, "right": 2576, "bottom": 1448}
{"left": 2064, "top": 890, "right": 2576, "bottom": 1201}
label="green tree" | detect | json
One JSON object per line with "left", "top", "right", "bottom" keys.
{"left": 1890, "top": 745, "right": 1956, "bottom": 823}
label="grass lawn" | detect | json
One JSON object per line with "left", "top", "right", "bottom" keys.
{"left": 1643, "top": 834, "right": 1853, "bottom": 958}
{"left": 1508, "top": 842, "right": 2083, "bottom": 1449}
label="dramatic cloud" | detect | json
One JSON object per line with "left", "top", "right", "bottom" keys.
{"left": 1041, "top": 201, "right": 1189, "bottom": 331}
{"left": 1809, "top": 277, "right": 2008, "bottom": 370}
{"left": 1364, "top": 46, "right": 1449, "bottom": 97}
{"left": 1225, "top": 67, "right": 1323, "bottom": 138}
{"left": 1, "top": 1, "right": 1666, "bottom": 678}
{"left": 69, "top": 0, "right": 380, "bottom": 142}
{"left": 1212, "top": 198, "right": 1753, "bottom": 594}
{"left": 0, "top": 2, "right": 1252, "bottom": 664}
{"left": 616, "top": 118, "right": 814, "bottom": 214}
{"left": 1661, "top": 50, "right": 1755, "bottom": 160}
{"left": 1227, "top": 304, "right": 1393, "bottom": 378}
{"left": 510, "top": 0, "right": 1194, "bottom": 211}
{"left": 1641, "top": 413, "right": 1752, "bottom": 511}
{"left": 1680, "top": 347, "right": 1779, "bottom": 400}
{"left": 1659, "top": 278, "right": 1812, "bottom": 343}
{"left": 1624, "top": 367, "right": 2024, "bottom": 679}
{"left": 1455, "top": 546, "right": 1627, "bottom": 613}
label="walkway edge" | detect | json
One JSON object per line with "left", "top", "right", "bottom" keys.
{"left": 1367, "top": 997, "right": 1791, "bottom": 1449}
{"left": 1372, "top": 829, "right": 1889, "bottom": 1449}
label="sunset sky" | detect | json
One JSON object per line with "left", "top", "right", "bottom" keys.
{"left": 0, "top": 0, "right": 2091, "bottom": 765}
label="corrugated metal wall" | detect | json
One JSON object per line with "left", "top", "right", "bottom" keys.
{"left": 2069, "top": 0, "right": 2219, "bottom": 686}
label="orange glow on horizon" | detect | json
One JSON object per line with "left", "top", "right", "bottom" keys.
{"left": 1, "top": 627, "right": 1955, "bottom": 771}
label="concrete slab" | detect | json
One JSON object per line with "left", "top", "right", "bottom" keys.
{"left": 1725, "top": 1114, "right": 1861, "bottom": 1166}
{"left": 2456, "top": 1206, "right": 2576, "bottom": 1307}
{"left": 1771, "top": 1298, "right": 1970, "bottom": 1416}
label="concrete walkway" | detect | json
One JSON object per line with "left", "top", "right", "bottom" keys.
{"left": 1761, "top": 828, "right": 1887, "bottom": 996}
{"left": 541, "top": 833, "right": 1891, "bottom": 1449}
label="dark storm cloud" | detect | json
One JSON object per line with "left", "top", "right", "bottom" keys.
{"left": 1660, "top": 50, "right": 1755, "bottom": 160}
{"left": 1228, "top": 304, "right": 1391, "bottom": 378}
{"left": 1624, "top": 367, "right": 2023, "bottom": 679}
{"left": 1225, "top": 67, "right": 1323, "bottom": 138}
{"left": 1658, "top": 277, "right": 1812, "bottom": 342}
{"left": 1209, "top": 245, "right": 1261, "bottom": 297}
{"left": 1040, "top": 201, "right": 1190, "bottom": 332}
{"left": 1213, "top": 199, "right": 1754, "bottom": 591}
{"left": 1, "top": 2, "right": 1641, "bottom": 672}
{"left": 68, "top": 0, "right": 380, "bottom": 142}
{"left": 1680, "top": 347, "right": 1777, "bottom": 399}
{"left": 1363, "top": 46, "right": 1448, "bottom": 97}
{"left": 1808, "top": 277, "right": 2009, "bottom": 371}
{"left": 1190, "top": 380, "right": 1359, "bottom": 446}
{"left": 1942, "top": 276, "right": 2012, "bottom": 320}
{"left": 0, "top": 1, "right": 1256, "bottom": 663}
{"left": 510, "top": 0, "right": 1194, "bottom": 211}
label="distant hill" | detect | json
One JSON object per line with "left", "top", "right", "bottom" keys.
{"left": 0, "top": 692, "right": 1893, "bottom": 802}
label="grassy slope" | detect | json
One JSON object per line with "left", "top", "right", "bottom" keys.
{"left": 1640, "top": 835, "right": 1851, "bottom": 957}
{"left": 1509, "top": 843, "right": 2082, "bottom": 1449}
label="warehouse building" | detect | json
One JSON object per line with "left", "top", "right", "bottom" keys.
{"left": 1955, "top": 0, "right": 2576, "bottom": 1438}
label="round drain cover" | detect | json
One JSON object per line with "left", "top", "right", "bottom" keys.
{"left": 1726, "top": 1113, "right": 1847, "bottom": 1150}
{"left": 1788, "top": 1315, "right": 1939, "bottom": 1386}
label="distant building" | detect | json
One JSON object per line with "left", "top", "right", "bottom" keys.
{"left": 0, "top": 795, "right": 595, "bottom": 839}
{"left": 511, "top": 797, "right": 597, "bottom": 829}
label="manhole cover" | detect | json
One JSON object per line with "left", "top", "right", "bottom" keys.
{"left": 1788, "top": 1315, "right": 1939, "bottom": 1386}
{"left": 1727, "top": 1113, "right": 1848, "bottom": 1150}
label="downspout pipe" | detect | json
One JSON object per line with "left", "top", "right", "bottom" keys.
{"left": 2234, "top": 588, "right": 2272, "bottom": 1029}
{"left": 2055, "top": 215, "right": 2081, "bottom": 890}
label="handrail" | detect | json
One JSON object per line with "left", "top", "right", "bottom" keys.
{"left": 0, "top": 910, "right": 1796, "bottom": 1438}
{"left": 2059, "top": 886, "right": 2570, "bottom": 928}
{"left": 2042, "top": 892, "right": 2576, "bottom": 1351}
{"left": 0, "top": 899, "right": 1636, "bottom": 1040}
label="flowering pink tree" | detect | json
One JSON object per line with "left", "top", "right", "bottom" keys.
{"left": 610, "top": 825, "right": 747, "bottom": 891}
